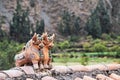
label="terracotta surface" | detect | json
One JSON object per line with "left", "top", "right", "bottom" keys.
{"left": 41, "top": 32, "right": 55, "bottom": 69}
{"left": 15, "top": 33, "right": 43, "bottom": 70}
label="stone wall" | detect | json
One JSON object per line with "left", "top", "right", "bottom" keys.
{"left": 0, "top": 64, "right": 120, "bottom": 80}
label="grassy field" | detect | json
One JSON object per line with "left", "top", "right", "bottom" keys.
{"left": 52, "top": 57, "right": 120, "bottom": 66}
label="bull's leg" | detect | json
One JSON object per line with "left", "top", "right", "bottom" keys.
{"left": 15, "top": 61, "right": 20, "bottom": 67}
{"left": 30, "top": 52, "right": 40, "bottom": 71}
{"left": 40, "top": 63, "right": 44, "bottom": 70}
{"left": 39, "top": 58, "right": 44, "bottom": 70}
{"left": 32, "top": 60, "right": 39, "bottom": 71}
{"left": 48, "top": 58, "right": 53, "bottom": 69}
{"left": 15, "top": 59, "right": 28, "bottom": 67}
{"left": 43, "top": 58, "right": 49, "bottom": 69}
{"left": 42, "top": 47, "right": 50, "bottom": 69}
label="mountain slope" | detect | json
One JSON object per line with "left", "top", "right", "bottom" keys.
{"left": 0, "top": 0, "right": 120, "bottom": 37}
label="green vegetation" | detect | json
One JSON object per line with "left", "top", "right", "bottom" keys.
{"left": 0, "top": 40, "right": 24, "bottom": 69}
{"left": 85, "top": 6, "right": 102, "bottom": 38}
{"left": 58, "top": 40, "right": 70, "bottom": 50}
{"left": 92, "top": 43, "right": 107, "bottom": 52}
{"left": 0, "top": 28, "right": 7, "bottom": 41}
{"left": 36, "top": 19, "right": 45, "bottom": 35}
{"left": 10, "top": 0, "right": 32, "bottom": 42}
{"left": 83, "top": 42, "right": 91, "bottom": 52}
{"left": 51, "top": 41, "right": 120, "bottom": 65}
{"left": 52, "top": 53, "right": 120, "bottom": 65}
{"left": 85, "top": 0, "right": 111, "bottom": 38}
{"left": 58, "top": 10, "right": 82, "bottom": 37}
{"left": 10, "top": 0, "right": 44, "bottom": 43}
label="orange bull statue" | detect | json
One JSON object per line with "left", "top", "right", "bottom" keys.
{"left": 15, "top": 33, "right": 44, "bottom": 70}
{"left": 40, "top": 32, "right": 55, "bottom": 69}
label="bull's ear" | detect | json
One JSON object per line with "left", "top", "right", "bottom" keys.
{"left": 42, "top": 32, "right": 48, "bottom": 41}
{"left": 32, "top": 33, "right": 37, "bottom": 42}
{"left": 41, "top": 32, "right": 45, "bottom": 38}
{"left": 44, "top": 32, "right": 47, "bottom": 35}
{"left": 49, "top": 33, "right": 55, "bottom": 41}
{"left": 51, "top": 33, "right": 55, "bottom": 40}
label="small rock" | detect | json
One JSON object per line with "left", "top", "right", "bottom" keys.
{"left": 52, "top": 66, "right": 71, "bottom": 73}
{"left": 74, "top": 77, "right": 82, "bottom": 80}
{"left": 83, "top": 76, "right": 96, "bottom": 80}
{"left": 26, "top": 78, "right": 33, "bottom": 80}
{"left": 41, "top": 76, "right": 57, "bottom": 80}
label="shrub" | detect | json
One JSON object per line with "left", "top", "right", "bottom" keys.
{"left": 58, "top": 40, "right": 70, "bottom": 50}
{"left": 0, "top": 40, "right": 24, "bottom": 69}
{"left": 92, "top": 43, "right": 107, "bottom": 52}
{"left": 109, "top": 45, "right": 119, "bottom": 52}
{"left": 80, "top": 53, "right": 89, "bottom": 65}
{"left": 51, "top": 43, "right": 59, "bottom": 53}
{"left": 69, "top": 54, "right": 74, "bottom": 58}
{"left": 110, "top": 32, "right": 117, "bottom": 39}
{"left": 61, "top": 53, "right": 69, "bottom": 64}
{"left": 83, "top": 42, "right": 91, "bottom": 52}
{"left": 92, "top": 39, "right": 101, "bottom": 44}
{"left": 86, "top": 35, "right": 93, "bottom": 41}
{"left": 116, "top": 47, "right": 120, "bottom": 58}
{"left": 92, "top": 39, "right": 107, "bottom": 46}
{"left": 69, "top": 36, "right": 80, "bottom": 42}
{"left": 101, "top": 33, "right": 111, "bottom": 40}
{"left": 117, "top": 36, "right": 120, "bottom": 43}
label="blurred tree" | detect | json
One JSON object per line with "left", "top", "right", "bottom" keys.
{"left": 98, "top": 0, "right": 111, "bottom": 33}
{"left": 85, "top": 8, "right": 102, "bottom": 38}
{"left": 85, "top": 0, "right": 112, "bottom": 38}
{"left": 0, "top": 27, "right": 7, "bottom": 41}
{"left": 58, "top": 10, "right": 82, "bottom": 36}
{"left": 10, "top": 0, "right": 32, "bottom": 43}
{"left": 36, "top": 19, "right": 45, "bottom": 35}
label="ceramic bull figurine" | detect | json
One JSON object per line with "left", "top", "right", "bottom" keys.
{"left": 40, "top": 32, "right": 55, "bottom": 69}
{"left": 14, "top": 33, "right": 44, "bottom": 70}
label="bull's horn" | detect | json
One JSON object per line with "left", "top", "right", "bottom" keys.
{"left": 49, "top": 33, "right": 55, "bottom": 41}
{"left": 32, "top": 33, "right": 37, "bottom": 41}
{"left": 51, "top": 33, "right": 55, "bottom": 39}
